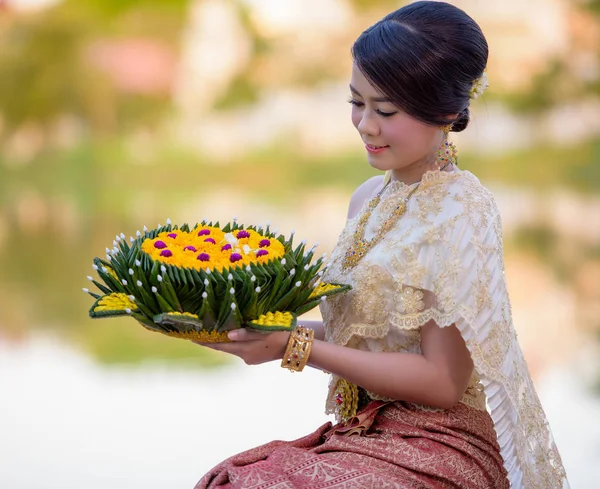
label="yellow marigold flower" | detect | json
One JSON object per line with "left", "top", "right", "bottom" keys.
{"left": 309, "top": 283, "right": 341, "bottom": 299}
{"left": 253, "top": 311, "right": 294, "bottom": 327}
{"left": 94, "top": 293, "right": 137, "bottom": 312}
{"left": 167, "top": 330, "right": 230, "bottom": 343}
{"left": 141, "top": 227, "right": 285, "bottom": 272}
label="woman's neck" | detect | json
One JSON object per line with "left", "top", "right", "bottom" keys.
{"left": 390, "top": 154, "right": 445, "bottom": 186}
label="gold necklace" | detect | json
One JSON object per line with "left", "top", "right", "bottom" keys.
{"left": 341, "top": 163, "right": 451, "bottom": 271}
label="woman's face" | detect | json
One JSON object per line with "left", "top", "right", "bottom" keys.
{"left": 349, "top": 64, "right": 443, "bottom": 178}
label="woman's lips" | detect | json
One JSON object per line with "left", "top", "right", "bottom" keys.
{"left": 365, "top": 143, "right": 389, "bottom": 154}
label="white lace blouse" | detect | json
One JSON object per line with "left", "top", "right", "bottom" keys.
{"left": 320, "top": 168, "right": 568, "bottom": 489}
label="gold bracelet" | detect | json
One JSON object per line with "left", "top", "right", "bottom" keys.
{"left": 281, "top": 326, "right": 314, "bottom": 372}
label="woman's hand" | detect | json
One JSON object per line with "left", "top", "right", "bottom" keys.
{"left": 196, "top": 329, "right": 290, "bottom": 365}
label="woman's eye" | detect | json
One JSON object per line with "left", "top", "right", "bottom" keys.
{"left": 347, "top": 98, "right": 364, "bottom": 107}
{"left": 376, "top": 109, "right": 397, "bottom": 117}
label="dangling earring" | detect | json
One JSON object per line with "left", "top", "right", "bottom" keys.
{"left": 436, "top": 139, "right": 458, "bottom": 168}
{"left": 441, "top": 123, "right": 453, "bottom": 135}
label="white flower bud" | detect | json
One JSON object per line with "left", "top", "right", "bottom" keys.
{"left": 281, "top": 258, "right": 286, "bottom": 265}
{"left": 82, "top": 288, "right": 89, "bottom": 293}
{"left": 266, "top": 220, "right": 270, "bottom": 226}
{"left": 102, "top": 267, "right": 108, "bottom": 273}
{"left": 113, "top": 240, "right": 118, "bottom": 247}
{"left": 105, "top": 247, "right": 111, "bottom": 254}
{"left": 295, "top": 281, "right": 302, "bottom": 287}
{"left": 130, "top": 237, "right": 135, "bottom": 243}
{"left": 143, "top": 225, "right": 148, "bottom": 232}
{"left": 233, "top": 215, "right": 238, "bottom": 221}
{"left": 255, "top": 286, "right": 261, "bottom": 293}
{"left": 228, "top": 274, "right": 233, "bottom": 281}
{"left": 273, "top": 228, "right": 279, "bottom": 235}
{"left": 106, "top": 255, "right": 111, "bottom": 261}
{"left": 251, "top": 275, "right": 256, "bottom": 282}
{"left": 151, "top": 286, "right": 158, "bottom": 293}
{"left": 161, "top": 265, "right": 166, "bottom": 273}
{"left": 290, "top": 229, "right": 295, "bottom": 235}
{"left": 206, "top": 268, "right": 212, "bottom": 275}
{"left": 204, "top": 279, "right": 209, "bottom": 286}
{"left": 125, "top": 308, "right": 132, "bottom": 314}
{"left": 92, "top": 264, "right": 98, "bottom": 271}
{"left": 136, "top": 230, "right": 141, "bottom": 237}
{"left": 301, "top": 239, "right": 307, "bottom": 245}
{"left": 157, "top": 275, "right": 162, "bottom": 282}
{"left": 112, "top": 247, "right": 118, "bottom": 254}
{"left": 304, "top": 265, "right": 309, "bottom": 271}
{"left": 122, "top": 279, "right": 128, "bottom": 285}
{"left": 231, "top": 303, "right": 237, "bottom": 310}
{"left": 242, "top": 244, "right": 251, "bottom": 255}
{"left": 157, "top": 223, "right": 162, "bottom": 228}
{"left": 115, "top": 235, "right": 120, "bottom": 242}
{"left": 230, "top": 287, "right": 235, "bottom": 294}
{"left": 202, "top": 292, "right": 208, "bottom": 299}
{"left": 224, "top": 233, "right": 238, "bottom": 245}
{"left": 128, "top": 295, "right": 135, "bottom": 301}
{"left": 321, "top": 296, "right": 327, "bottom": 301}
{"left": 136, "top": 281, "right": 142, "bottom": 287}
{"left": 246, "top": 265, "right": 252, "bottom": 272}
{"left": 120, "top": 233, "right": 125, "bottom": 239}
{"left": 290, "top": 269, "right": 296, "bottom": 276}
{"left": 135, "top": 259, "right": 141, "bottom": 267}
{"left": 166, "top": 218, "right": 172, "bottom": 225}
{"left": 87, "top": 276, "right": 93, "bottom": 281}
{"left": 128, "top": 268, "right": 134, "bottom": 275}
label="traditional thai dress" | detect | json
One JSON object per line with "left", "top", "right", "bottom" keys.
{"left": 195, "top": 169, "right": 568, "bottom": 489}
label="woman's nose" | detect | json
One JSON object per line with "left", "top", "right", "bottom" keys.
{"left": 357, "top": 112, "right": 380, "bottom": 137}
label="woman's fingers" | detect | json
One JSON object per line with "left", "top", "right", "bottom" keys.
{"left": 227, "top": 329, "right": 268, "bottom": 341}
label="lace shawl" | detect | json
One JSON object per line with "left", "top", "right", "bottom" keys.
{"left": 319, "top": 169, "right": 568, "bottom": 489}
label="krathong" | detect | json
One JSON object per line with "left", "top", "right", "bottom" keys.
{"left": 85, "top": 219, "right": 350, "bottom": 342}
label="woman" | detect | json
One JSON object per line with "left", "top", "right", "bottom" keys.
{"left": 195, "top": 2, "right": 568, "bottom": 488}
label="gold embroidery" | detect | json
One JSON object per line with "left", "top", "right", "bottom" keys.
{"left": 397, "top": 286, "right": 425, "bottom": 314}
{"left": 320, "top": 169, "right": 567, "bottom": 488}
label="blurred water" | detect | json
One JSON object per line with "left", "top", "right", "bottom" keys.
{"left": 1, "top": 335, "right": 598, "bottom": 489}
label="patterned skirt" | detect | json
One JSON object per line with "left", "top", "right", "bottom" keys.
{"left": 195, "top": 400, "right": 509, "bottom": 489}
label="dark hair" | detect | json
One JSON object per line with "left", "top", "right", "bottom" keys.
{"left": 351, "top": 1, "right": 488, "bottom": 132}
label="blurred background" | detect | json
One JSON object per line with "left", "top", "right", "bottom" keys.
{"left": 0, "top": 0, "right": 598, "bottom": 487}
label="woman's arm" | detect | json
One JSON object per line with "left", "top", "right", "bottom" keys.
{"left": 308, "top": 319, "right": 473, "bottom": 409}
{"left": 203, "top": 318, "right": 473, "bottom": 410}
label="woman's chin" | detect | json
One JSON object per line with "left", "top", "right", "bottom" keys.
{"left": 367, "top": 157, "right": 391, "bottom": 172}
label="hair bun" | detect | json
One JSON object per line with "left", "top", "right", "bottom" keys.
{"left": 451, "top": 108, "right": 470, "bottom": 132}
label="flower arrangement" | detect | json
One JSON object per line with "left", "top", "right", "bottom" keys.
{"left": 84, "top": 219, "right": 350, "bottom": 343}
{"left": 469, "top": 72, "right": 489, "bottom": 100}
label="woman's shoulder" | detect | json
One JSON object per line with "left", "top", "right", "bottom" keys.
{"left": 347, "top": 175, "right": 385, "bottom": 220}
{"left": 430, "top": 169, "right": 499, "bottom": 214}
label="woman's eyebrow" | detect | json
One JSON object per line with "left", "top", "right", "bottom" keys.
{"left": 349, "top": 84, "right": 391, "bottom": 103}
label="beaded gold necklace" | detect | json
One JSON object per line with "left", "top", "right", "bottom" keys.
{"left": 342, "top": 161, "right": 452, "bottom": 271}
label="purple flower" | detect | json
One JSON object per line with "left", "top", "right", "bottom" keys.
{"left": 230, "top": 253, "right": 243, "bottom": 263}
{"left": 197, "top": 229, "right": 211, "bottom": 236}
{"left": 256, "top": 249, "right": 269, "bottom": 257}
{"left": 184, "top": 246, "right": 197, "bottom": 252}
{"left": 160, "top": 249, "right": 173, "bottom": 257}
{"left": 154, "top": 240, "right": 167, "bottom": 249}
{"left": 204, "top": 238, "right": 216, "bottom": 244}
{"left": 236, "top": 230, "right": 250, "bottom": 239}
{"left": 167, "top": 233, "right": 178, "bottom": 239}
{"left": 197, "top": 253, "right": 210, "bottom": 262}
{"left": 221, "top": 244, "right": 232, "bottom": 251}
{"left": 259, "top": 239, "right": 271, "bottom": 248}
